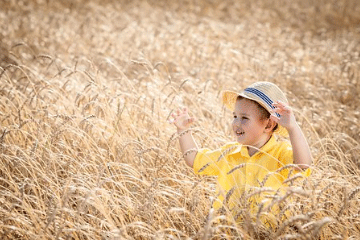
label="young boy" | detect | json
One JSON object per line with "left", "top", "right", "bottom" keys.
{"left": 170, "top": 81, "right": 312, "bottom": 225}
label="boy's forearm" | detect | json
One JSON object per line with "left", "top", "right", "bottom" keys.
{"left": 178, "top": 130, "right": 198, "bottom": 168}
{"left": 288, "top": 123, "right": 312, "bottom": 169}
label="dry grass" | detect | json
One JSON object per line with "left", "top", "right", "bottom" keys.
{"left": 1, "top": 0, "right": 360, "bottom": 239}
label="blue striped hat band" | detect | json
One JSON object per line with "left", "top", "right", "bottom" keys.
{"left": 244, "top": 87, "right": 280, "bottom": 118}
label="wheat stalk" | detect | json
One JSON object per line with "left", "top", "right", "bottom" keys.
{"left": 1, "top": 0, "right": 360, "bottom": 239}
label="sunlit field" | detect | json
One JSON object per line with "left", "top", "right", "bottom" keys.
{"left": 1, "top": 0, "right": 360, "bottom": 239}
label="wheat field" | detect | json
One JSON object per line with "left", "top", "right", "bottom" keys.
{"left": 1, "top": 0, "right": 360, "bottom": 239}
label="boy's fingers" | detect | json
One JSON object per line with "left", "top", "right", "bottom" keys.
{"left": 272, "top": 100, "right": 285, "bottom": 106}
{"left": 277, "top": 105, "right": 291, "bottom": 114}
{"left": 271, "top": 108, "right": 282, "bottom": 115}
{"left": 272, "top": 102, "right": 283, "bottom": 109}
{"left": 270, "top": 114, "right": 279, "bottom": 123}
{"left": 275, "top": 100, "right": 285, "bottom": 105}
{"left": 273, "top": 101, "right": 290, "bottom": 111}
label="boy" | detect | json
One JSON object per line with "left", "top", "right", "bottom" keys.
{"left": 170, "top": 81, "right": 312, "bottom": 225}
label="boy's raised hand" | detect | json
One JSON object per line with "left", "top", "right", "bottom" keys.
{"left": 169, "top": 108, "right": 195, "bottom": 132}
{"left": 271, "top": 101, "right": 312, "bottom": 168}
{"left": 270, "top": 101, "right": 297, "bottom": 131}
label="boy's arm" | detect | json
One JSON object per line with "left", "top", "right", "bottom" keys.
{"left": 178, "top": 130, "right": 198, "bottom": 167}
{"left": 287, "top": 122, "right": 312, "bottom": 169}
{"left": 170, "top": 108, "right": 198, "bottom": 168}
{"left": 271, "top": 101, "right": 312, "bottom": 169}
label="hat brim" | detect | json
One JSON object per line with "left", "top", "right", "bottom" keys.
{"left": 222, "top": 90, "right": 288, "bottom": 137}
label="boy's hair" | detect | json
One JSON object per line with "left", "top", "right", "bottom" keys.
{"left": 237, "top": 96, "right": 278, "bottom": 131}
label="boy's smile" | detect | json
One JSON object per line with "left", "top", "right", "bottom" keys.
{"left": 235, "top": 130, "right": 245, "bottom": 136}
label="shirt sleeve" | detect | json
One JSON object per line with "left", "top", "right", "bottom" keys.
{"left": 193, "top": 142, "right": 239, "bottom": 176}
{"left": 278, "top": 142, "right": 293, "bottom": 165}
{"left": 193, "top": 148, "right": 221, "bottom": 176}
{"left": 277, "top": 141, "right": 312, "bottom": 179}
{"left": 277, "top": 141, "right": 294, "bottom": 179}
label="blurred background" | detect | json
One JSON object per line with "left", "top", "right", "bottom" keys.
{"left": 1, "top": 0, "right": 360, "bottom": 239}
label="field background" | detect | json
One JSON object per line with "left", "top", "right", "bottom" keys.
{"left": 1, "top": 0, "right": 360, "bottom": 239}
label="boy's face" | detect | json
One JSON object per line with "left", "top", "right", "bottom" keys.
{"left": 232, "top": 98, "right": 271, "bottom": 148}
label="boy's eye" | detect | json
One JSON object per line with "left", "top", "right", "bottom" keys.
{"left": 241, "top": 117, "right": 248, "bottom": 120}
{"left": 233, "top": 115, "right": 237, "bottom": 119}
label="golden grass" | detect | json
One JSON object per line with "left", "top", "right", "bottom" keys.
{"left": 1, "top": 0, "right": 360, "bottom": 239}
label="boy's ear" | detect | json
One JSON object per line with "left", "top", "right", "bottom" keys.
{"left": 264, "top": 118, "right": 277, "bottom": 132}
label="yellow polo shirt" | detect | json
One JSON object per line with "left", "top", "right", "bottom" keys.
{"left": 193, "top": 135, "right": 310, "bottom": 223}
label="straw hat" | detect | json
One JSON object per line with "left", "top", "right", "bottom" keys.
{"left": 222, "top": 81, "right": 289, "bottom": 137}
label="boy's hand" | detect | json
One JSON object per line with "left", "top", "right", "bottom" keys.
{"left": 270, "top": 101, "right": 297, "bottom": 131}
{"left": 169, "top": 108, "right": 195, "bottom": 132}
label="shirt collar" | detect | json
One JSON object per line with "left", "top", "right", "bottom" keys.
{"left": 258, "top": 135, "right": 277, "bottom": 153}
{"left": 230, "top": 135, "right": 277, "bottom": 158}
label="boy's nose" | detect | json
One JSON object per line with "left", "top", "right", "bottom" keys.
{"left": 232, "top": 119, "right": 241, "bottom": 127}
